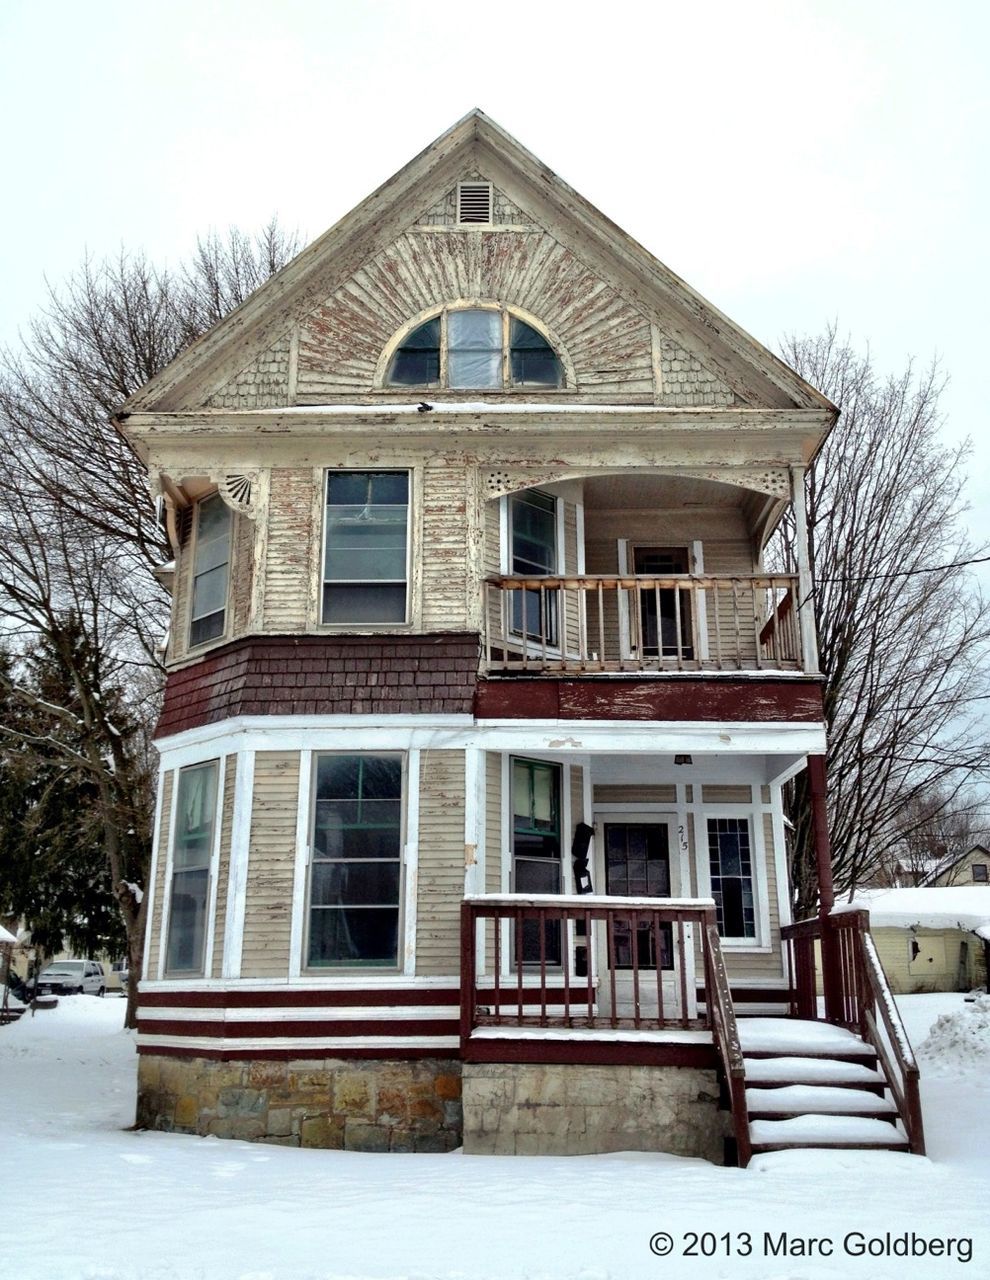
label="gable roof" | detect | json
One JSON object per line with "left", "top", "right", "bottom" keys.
{"left": 123, "top": 109, "right": 836, "bottom": 416}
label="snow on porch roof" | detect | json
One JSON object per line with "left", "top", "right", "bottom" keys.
{"left": 0, "top": 924, "right": 17, "bottom": 945}
{"left": 835, "top": 887, "right": 990, "bottom": 941}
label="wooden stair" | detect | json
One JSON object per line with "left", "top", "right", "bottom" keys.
{"left": 738, "top": 1019, "right": 910, "bottom": 1156}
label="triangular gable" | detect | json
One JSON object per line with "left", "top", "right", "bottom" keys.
{"left": 126, "top": 110, "right": 834, "bottom": 416}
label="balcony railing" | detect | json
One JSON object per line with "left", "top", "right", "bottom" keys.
{"left": 482, "top": 572, "right": 803, "bottom": 674}
{"left": 460, "top": 893, "right": 750, "bottom": 1159}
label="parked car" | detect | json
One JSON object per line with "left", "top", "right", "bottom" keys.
{"left": 36, "top": 960, "right": 106, "bottom": 996}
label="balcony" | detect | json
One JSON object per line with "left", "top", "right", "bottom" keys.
{"left": 482, "top": 572, "right": 805, "bottom": 675}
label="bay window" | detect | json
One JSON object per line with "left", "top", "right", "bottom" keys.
{"left": 164, "top": 761, "right": 219, "bottom": 974}
{"left": 306, "top": 754, "right": 403, "bottom": 969}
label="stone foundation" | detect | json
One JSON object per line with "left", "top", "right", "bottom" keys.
{"left": 136, "top": 1055, "right": 462, "bottom": 1152}
{"left": 462, "top": 1062, "right": 725, "bottom": 1160}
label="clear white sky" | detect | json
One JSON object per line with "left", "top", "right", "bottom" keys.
{"left": 1, "top": 0, "right": 987, "bottom": 543}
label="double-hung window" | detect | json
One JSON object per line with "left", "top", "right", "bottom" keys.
{"left": 165, "top": 761, "right": 219, "bottom": 974}
{"left": 322, "top": 471, "right": 409, "bottom": 624}
{"left": 189, "top": 494, "right": 231, "bottom": 647}
{"left": 509, "top": 490, "right": 558, "bottom": 645}
{"left": 707, "top": 817, "right": 756, "bottom": 940}
{"left": 307, "top": 755, "right": 404, "bottom": 969}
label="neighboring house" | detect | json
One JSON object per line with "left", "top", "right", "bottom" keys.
{"left": 117, "top": 111, "right": 924, "bottom": 1164}
{"left": 836, "top": 889, "right": 989, "bottom": 994}
{"left": 930, "top": 844, "right": 990, "bottom": 887}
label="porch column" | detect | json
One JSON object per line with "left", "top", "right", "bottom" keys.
{"left": 808, "top": 753, "right": 843, "bottom": 1022}
{"left": 789, "top": 464, "right": 820, "bottom": 675}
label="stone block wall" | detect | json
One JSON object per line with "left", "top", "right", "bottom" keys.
{"left": 137, "top": 1055, "right": 462, "bottom": 1152}
{"left": 462, "top": 1063, "right": 725, "bottom": 1160}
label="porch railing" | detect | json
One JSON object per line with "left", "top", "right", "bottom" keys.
{"left": 482, "top": 573, "right": 803, "bottom": 674}
{"left": 782, "top": 911, "right": 926, "bottom": 1155}
{"left": 460, "top": 894, "right": 750, "bottom": 1158}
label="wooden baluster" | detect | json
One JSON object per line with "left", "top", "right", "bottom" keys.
{"left": 493, "top": 910, "right": 501, "bottom": 1026}
{"left": 654, "top": 909, "right": 665, "bottom": 1027}
{"left": 539, "top": 907, "right": 548, "bottom": 1026}
{"left": 713, "top": 581, "right": 723, "bottom": 669}
{"left": 460, "top": 901, "right": 476, "bottom": 1050}
{"left": 631, "top": 910, "right": 642, "bottom": 1029}
{"left": 732, "top": 580, "right": 742, "bottom": 669}
{"left": 562, "top": 910, "right": 571, "bottom": 1026}
{"left": 654, "top": 582, "right": 663, "bottom": 666}
{"left": 585, "top": 909, "right": 594, "bottom": 1023}
{"left": 677, "top": 914, "right": 689, "bottom": 1029}
{"left": 515, "top": 909, "right": 524, "bottom": 1022}
{"left": 607, "top": 914, "right": 619, "bottom": 1028}
{"left": 597, "top": 582, "right": 606, "bottom": 670}
{"left": 673, "top": 583, "right": 685, "bottom": 670}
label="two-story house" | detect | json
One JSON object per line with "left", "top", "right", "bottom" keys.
{"left": 118, "top": 111, "right": 924, "bottom": 1164}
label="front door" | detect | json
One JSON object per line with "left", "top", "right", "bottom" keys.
{"left": 596, "top": 819, "right": 695, "bottom": 1020}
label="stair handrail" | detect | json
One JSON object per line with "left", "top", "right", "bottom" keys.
{"left": 856, "top": 926, "right": 926, "bottom": 1156}
{"left": 702, "top": 917, "right": 750, "bottom": 1167}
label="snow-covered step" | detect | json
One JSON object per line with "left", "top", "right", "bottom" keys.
{"left": 746, "top": 1085, "right": 897, "bottom": 1120}
{"left": 750, "top": 1114, "right": 908, "bottom": 1152}
{"left": 743, "top": 1055, "right": 885, "bottom": 1088}
{"left": 737, "top": 1018, "right": 875, "bottom": 1060}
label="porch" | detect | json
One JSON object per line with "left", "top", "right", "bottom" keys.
{"left": 458, "top": 896, "right": 925, "bottom": 1163}
{"left": 482, "top": 571, "right": 811, "bottom": 674}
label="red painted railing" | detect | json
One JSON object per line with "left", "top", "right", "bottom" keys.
{"left": 460, "top": 894, "right": 751, "bottom": 1160}
{"left": 782, "top": 910, "right": 925, "bottom": 1155}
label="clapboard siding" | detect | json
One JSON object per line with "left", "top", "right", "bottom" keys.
{"left": 416, "top": 750, "right": 466, "bottom": 976}
{"left": 230, "top": 514, "right": 255, "bottom": 636}
{"left": 593, "top": 784, "right": 678, "bottom": 806}
{"left": 210, "top": 755, "right": 238, "bottom": 979}
{"left": 147, "top": 772, "right": 174, "bottom": 975}
{"left": 295, "top": 229, "right": 668, "bottom": 401}
{"left": 702, "top": 785, "right": 754, "bottom": 805}
{"left": 240, "top": 752, "right": 300, "bottom": 978}
{"left": 422, "top": 465, "right": 469, "bottom": 631}
{"left": 262, "top": 469, "right": 315, "bottom": 632}
{"left": 485, "top": 753, "right": 503, "bottom": 894}
{"left": 721, "top": 808, "right": 784, "bottom": 983}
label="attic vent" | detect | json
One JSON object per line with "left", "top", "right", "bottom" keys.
{"left": 457, "top": 181, "right": 493, "bottom": 224}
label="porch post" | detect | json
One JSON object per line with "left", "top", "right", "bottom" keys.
{"left": 789, "top": 464, "right": 820, "bottom": 675}
{"left": 808, "top": 753, "right": 843, "bottom": 1022}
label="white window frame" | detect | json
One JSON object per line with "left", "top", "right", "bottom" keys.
{"left": 320, "top": 469, "right": 412, "bottom": 629}
{"left": 694, "top": 807, "right": 771, "bottom": 950}
{"left": 188, "top": 493, "right": 232, "bottom": 649}
{"left": 160, "top": 756, "right": 225, "bottom": 979}
{"left": 501, "top": 489, "right": 564, "bottom": 657}
{"left": 301, "top": 751, "right": 408, "bottom": 975}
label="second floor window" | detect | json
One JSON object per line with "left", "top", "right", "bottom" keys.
{"left": 189, "top": 493, "right": 231, "bottom": 647}
{"left": 385, "top": 307, "right": 563, "bottom": 390}
{"left": 322, "top": 471, "right": 409, "bottom": 625}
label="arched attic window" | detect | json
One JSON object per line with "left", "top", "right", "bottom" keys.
{"left": 385, "top": 307, "right": 564, "bottom": 390}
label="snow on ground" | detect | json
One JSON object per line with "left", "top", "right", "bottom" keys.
{"left": 3, "top": 995, "right": 989, "bottom": 1280}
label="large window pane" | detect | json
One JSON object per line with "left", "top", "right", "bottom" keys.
{"left": 307, "top": 755, "right": 403, "bottom": 969}
{"left": 189, "top": 494, "right": 231, "bottom": 648}
{"left": 322, "top": 472, "right": 409, "bottom": 624}
{"left": 708, "top": 817, "right": 755, "bottom": 939}
{"left": 165, "top": 761, "right": 218, "bottom": 975}
{"left": 449, "top": 309, "right": 501, "bottom": 388}
{"left": 510, "top": 491, "right": 558, "bottom": 644}
{"left": 512, "top": 759, "right": 562, "bottom": 964}
{"left": 510, "top": 318, "right": 563, "bottom": 387}
{"left": 386, "top": 318, "right": 440, "bottom": 386}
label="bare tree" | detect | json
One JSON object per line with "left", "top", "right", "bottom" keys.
{"left": 773, "top": 328, "right": 990, "bottom": 913}
{"left": 0, "top": 221, "right": 300, "bottom": 1023}
{"left": 869, "top": 784, "right": 989, "bottom": 887}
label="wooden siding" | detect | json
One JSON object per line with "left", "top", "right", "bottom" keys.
{"left": 416, "top": 750, "right": 466, "bottom": 976}
{"left": 240, "top": 752, "right": 300, "bottom": 978}
{"left": 210, "top": 755, "right": 237, "bottom": 979}
{"left": 722, "top": 807, "right": 784, "bottom": 984}
{"left": 870, "top": 926, "right": 986, "bottom": 994}
{"left": 593, "top": 784, "right": 678, "bottom": 806}
{"left": 291, "top": 226, "right": 732, "bottom": 404}
{"left": 422, "top": 464, "right": 469, "bottom": 631}
{"left": 262, "top": 469, "right": 315, "bottom": 632}
{"left": 417, "top": 177, "right": 530, "bottom": 227}
{"left": 147, "top": 772, "right": 174, "bottom": 976}
{"left": 230, "top": 514, "right": 255, "bottom": 636}
{"left": 701, "top": 785, "right": 754, "bottom": 805}
{"left": 207, "top": 333, "right": 293, "bottom": 410}
{"left": 485, "top": 753, "right": 503, "bottom": 895}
